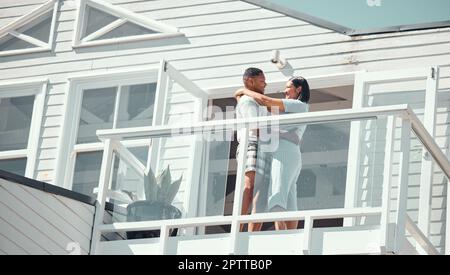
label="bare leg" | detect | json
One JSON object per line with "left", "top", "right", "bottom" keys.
{"left": 270, "top": 206, "right": 287, "bottom": 231}
{"left": 275, "top": 221, "right": 287, "bottom": 231}
{"left": 286, "top": 221, "right": 299, "bottom": 230}
{"left": 240, "top": 171, "right": 255, "bottom": 232}
{"left": 248, "top": 190, "right": 263, "bottom": 232}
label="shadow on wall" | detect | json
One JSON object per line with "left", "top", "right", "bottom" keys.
{"left": 0, "top": 49, "right": 56, "bottom": 64}
{"left": 73, "top": 35, "right": 191, "bottom": 55}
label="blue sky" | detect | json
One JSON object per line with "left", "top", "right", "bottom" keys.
{"left": 259, "top": 0, "right": 450, "bottom": 30}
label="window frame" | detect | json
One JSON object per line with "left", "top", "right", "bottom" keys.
{"left": 0, "top": 79, "right": 47, "bottom": 178}
{"left": 195, "top": 72, "right": 358, "bottom": 229}
{"left": 0, "top": 0, "right": 58, "bottom": 57}
{"left": 55, "top": 67, "right": 164, "bottom": 192}
{"left": 72, "top": 0, "right": 184, "bottom": 48}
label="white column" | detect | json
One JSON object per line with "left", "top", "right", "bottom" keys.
{"left": 418, "top": 66, "right": 439, "bottom": 239}
{"left": 229, "top": 128, "right": 249, "bottom": 255}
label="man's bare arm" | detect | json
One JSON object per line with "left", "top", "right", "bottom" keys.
{"left": 235, "top": 88, "right": 285, "bottom": 112}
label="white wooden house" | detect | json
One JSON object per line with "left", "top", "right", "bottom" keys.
{"left": 1, "top": 0, "right": 450, "bottom": 255}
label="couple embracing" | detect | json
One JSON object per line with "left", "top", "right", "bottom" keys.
{"left": 235, "top": 68, "right": 310, "bottom": 232}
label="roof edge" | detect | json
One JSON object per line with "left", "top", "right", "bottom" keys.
{"left": 0, "top": 169, "right": 96, "bottom": 206}
{"left": 347, "top": 20, "right": 450, "bottom": 36}
{"left": 243, "top": 0, "right": 350, "bottom": 34}
{"left": 242, "top": 0, "right": 450, "bottom": 36}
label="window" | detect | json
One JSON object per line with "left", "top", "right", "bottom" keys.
{"left": 58, "top": 69, "right": 163, "bottom": 197}
{"left": 0, "top": 0, "right": 58, "bottom": 57}
{"left": 73, "top": 0, "right": 183, "bottom": 47}
{"left": 76, "top": 83, "right": 156, "bottom": 144}
{"left": 72, "top": 83, "right": 156, "bottom": 196}
{"left": 0, "top": 80, "right": 46, "bottom": 177}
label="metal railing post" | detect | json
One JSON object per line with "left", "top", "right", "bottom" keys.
{"left": 380, "top": 116, "right": 395, "bottom": 253}
{"left": 90, "top": 138, "right": 115, "bottom": 255}
{"left": 394, "top": 118, "right": 411, "bottom": 253}
{"left": 229, "top": 127, "right": 249, "bottom": 255}
{"left": 159, "top": 225, "right": 169, "bottom": 255}
{"left": 418, "top": 66, "right": 439, "bottom": 240}
{"left": 303, "top": 216, "right": 313, "bottom": 255}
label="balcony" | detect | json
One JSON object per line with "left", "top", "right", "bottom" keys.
{"left": 89, "top": 105, "right": 449, "bottom": 255}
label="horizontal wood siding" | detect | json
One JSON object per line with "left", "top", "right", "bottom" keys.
{"left": 158, "top": 81, "right": 198, "bottom": 215}
{"left": 0, "top": 178, "right": 95, "bottom": 254}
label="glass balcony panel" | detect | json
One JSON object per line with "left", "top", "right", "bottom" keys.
{"left": 355, "top": 78, "right": 427, "bottom": 226}
{"left": 252, "top": 119, "right": 374, "bottom": 217}
{"left": 204, "top": 138, "right": 232, "bottom": 217}
{"left": 73, "top": 146, "right": 148, "bottom": 198}
{"left": 355, "top": 118, "right": 383, "bottom": 209}
{"left": 101, "top": 117, "right": 386, "bottom": 238}
{"left": 408, "top": 129, "right": 449, "bottom": 254}
{"left": 364, "top": 79, "right": 426, "bottom": 120}
{"left": 104, "top": 132, "right": 234, "bottom": 231}
{"left": 95, "top": 107, "right": 450, "bottom": 254}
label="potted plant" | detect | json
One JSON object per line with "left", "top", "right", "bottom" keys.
{"left": 126, "top": 165, "right": 182, "bottom": 239}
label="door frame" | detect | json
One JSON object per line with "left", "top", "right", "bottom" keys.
{"left": 198, "top": 71, "right": 359, "bottom": 223}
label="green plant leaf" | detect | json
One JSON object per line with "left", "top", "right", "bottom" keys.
{"left": 121, "top": 190, "right": 135, "bottom": 201}
{"left": 157, "top": 165, "right": 171, "bottom": 202}
{"left": 165, "top": 175, "right": 182, "bottom": 204}
{"left": 144, "top": 168, "right": 157, "bottom": 202}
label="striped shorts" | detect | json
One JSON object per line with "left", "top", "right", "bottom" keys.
{"left": 236, "top": 142, "right": 272, "bottom": 175}
{"left": 237, "top": 141, "right": 273, "bottom": 212}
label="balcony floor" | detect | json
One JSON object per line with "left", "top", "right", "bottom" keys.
{"left": 97, "top": 225, "right": 410, "bottom": 255}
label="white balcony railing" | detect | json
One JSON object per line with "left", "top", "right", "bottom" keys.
{"left": 89, "top": 105, "right": 449, "bottom": 255}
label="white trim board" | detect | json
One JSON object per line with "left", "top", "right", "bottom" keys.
{"left": 0, "top": 0, "right": 58, "bottom": 57}
{"left": 72, "top": 0, "right": 184, "bottom": 48}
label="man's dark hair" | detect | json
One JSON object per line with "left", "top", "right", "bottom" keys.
{"left": 290, "top": 76, "right": 310, "bottom": 103}
{"left": 243, "top": 67, "right": 264, "bottom": 79}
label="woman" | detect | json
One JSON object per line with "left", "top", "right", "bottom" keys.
{"left": 235, "top": 76, "right": 310, "bottom": 230}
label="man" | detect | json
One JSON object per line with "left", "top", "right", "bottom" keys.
{"left": 235, "top": 67, "right": 268, "bottom": 232}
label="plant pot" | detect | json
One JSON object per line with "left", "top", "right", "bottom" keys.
{"left": 126, "top": 200, "right": 182, "bottom": 239}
